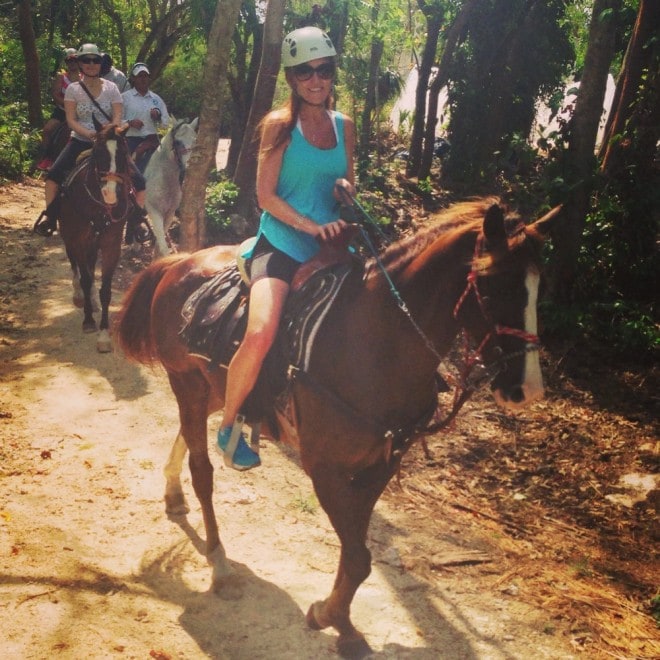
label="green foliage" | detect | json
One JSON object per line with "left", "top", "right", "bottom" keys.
{"left": 205, "top": 171, "right": 240, "bottom": 233}
{"left": 154, "top": 35, "right": 205, "bottom": 120}
{"left": 0, "top": 104, "right": 39, "bottom": 180}
{"left": 444, "top": 0, "right": 573, "bottom": 183}
{"left": 541, "top": 299, "right": 658, "bottom": 357}
{"left": 651, "top": 592, "right": 660, "bottom": 627}
{"left": 291, "top": 491, "right": 318, "bottom": 515}
{"left": 0, "top": 38, "right": 33, "bottom": 104}
{"left": 570, "top": 555, "right": 594, "bottom": 579}
{"left": 417, "top": 176, "right": 432, "bottom": 194}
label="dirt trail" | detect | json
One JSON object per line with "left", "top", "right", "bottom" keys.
{"left": 0, "top": 179, "right": 652, "bottom": 659}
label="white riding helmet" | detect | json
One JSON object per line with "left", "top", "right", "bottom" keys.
{"left": 77, "top": 43, "right": 102, "bottom": 57}
{"left": 281, "top": 27, "right": 336, "bottom": 68}
{"left": 63, "top": 47, "right": 77, "bottom": 60}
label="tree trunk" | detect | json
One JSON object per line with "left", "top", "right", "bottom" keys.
{"left": 232, "top": 0, "right": 286, "bottom": 234}
{"left": 406, "top": 0, "right": 443, "bottom": 177}
{"left": 419, "top": 0, "right": 476, "bottom": 179}
{"left": 17, "top": 0, "right": 42, "bottom": 127}
{"left": 358, "top": 23, "right": 384, "bottom": 170}
{"left": 600, "top": 0, "right": 660, "bottom": 177}
{"left": 548, "top": 0, "right": 621, "bottom": 302}
{"left": 178, "top": 0, "right": 243, "bottom": 252}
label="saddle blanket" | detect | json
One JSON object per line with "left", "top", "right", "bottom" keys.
{"left": 179, "top": 259, "right": 359, "bottom": 374}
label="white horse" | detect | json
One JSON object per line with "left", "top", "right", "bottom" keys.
{"left": 144, "top": 118, "right": 198, "bottom": 256}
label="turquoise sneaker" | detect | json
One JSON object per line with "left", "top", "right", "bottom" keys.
{"left": 216, "top": 425, "right": 261, "bottom": 471}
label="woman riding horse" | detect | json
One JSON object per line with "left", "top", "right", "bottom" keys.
{"left": 34, "top": 43, "right": 149, "bottom": 242}
{"left": 216, "top": 26, "right": 357, "bottom": 470}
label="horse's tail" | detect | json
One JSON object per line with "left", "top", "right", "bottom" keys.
{"left": 115, "top": 254, "right": 184, "bottom": 364}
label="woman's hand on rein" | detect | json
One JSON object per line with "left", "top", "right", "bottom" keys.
{"left": 315, "top": 219, "right": 350, "bottom": 246}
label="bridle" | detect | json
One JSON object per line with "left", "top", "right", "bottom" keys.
{"left": 82, "top": 135, "right": 133, "bottom": 224}
{"left": 170, "top": 122, "right": 192, "bottom": 184}
{"left": 451, "top": 226, "right": 541, "bottom": 386}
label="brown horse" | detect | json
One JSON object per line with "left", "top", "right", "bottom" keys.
{"left": 115, "top": 199, "right": 559, "bottom": 658}
{"left": 58, "top": 121, "right": 134, "bottom": 352}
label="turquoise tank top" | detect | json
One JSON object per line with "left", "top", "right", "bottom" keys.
{"left": 257, "top": 111, "right": 347, "bottom": 263}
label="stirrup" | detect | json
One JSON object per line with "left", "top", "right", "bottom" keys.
{"left": 134, "top": 221, "right": 154, "bottom": 245}
{"left": 33, "top": 210, "right": 56, "bottom": 237}
{"left": 216, "top": 415, "right": 261, "bottom": 471}
{"left": 127, "top": 206, "right": 154, "bottom": 245}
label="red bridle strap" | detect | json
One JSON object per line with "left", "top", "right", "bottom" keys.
{"left": 453, "top": 231, "right": 540, "bottom": 347}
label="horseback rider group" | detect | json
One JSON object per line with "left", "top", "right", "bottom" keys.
{"left": 34, "top": 43, "right": 165, "bottom": 244}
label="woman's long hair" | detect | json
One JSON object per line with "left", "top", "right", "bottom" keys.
{"left": 258, "top": 68, "right": 335, "bottom": 154}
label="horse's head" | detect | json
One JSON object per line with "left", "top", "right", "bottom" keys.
{"left": 92, "top": 117, "right": 130, "bottom": 207}
{"left": 454, "top": 203, "right": 559, "bottom": 409}
{"left": 167, "top": 117, "right": 198, "bottom": 171}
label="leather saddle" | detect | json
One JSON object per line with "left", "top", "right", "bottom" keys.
{"left": 179, "top": 229, "right": 362, "bottom": 421}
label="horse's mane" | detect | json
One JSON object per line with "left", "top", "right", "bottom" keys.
{"left": 365, "top": 197, "right": 502, "bottom": 278}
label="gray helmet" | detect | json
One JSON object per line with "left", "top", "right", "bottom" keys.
{"left": 63, "top": 47, "right": 77, "bottom": 60}
{"left": 281, "top": 27, "right": 336, "bottom": 68}
{"left": 77, "top": 43, "right": 102, "bottom": 58}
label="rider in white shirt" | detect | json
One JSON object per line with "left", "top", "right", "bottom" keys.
{"left": 122, "top": 63, "right": 170, "bottom": 172}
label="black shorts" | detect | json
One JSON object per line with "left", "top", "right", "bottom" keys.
{"left": 248, "top": 234, "right": 300, "bottom": 285}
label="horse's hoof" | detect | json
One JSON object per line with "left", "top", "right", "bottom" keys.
{"left": 165, "top": 493, "right": 189, "bottom": 515}
{"left": 306, "top": 601, "right": 328, "bottom": 630}
{"left": 97, "top": 330, "right": 112, "bottom": 353}
{"left": 83, "top": 322, "right": 97, "bottom": 334}
{"left": 337, "top": 634, "right": 372, "bottom": 660}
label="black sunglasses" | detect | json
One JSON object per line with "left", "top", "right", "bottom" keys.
{"left": 292, "top": 62, "right": 335, "bottom": 82}
{"left": 79, "top": 57, "right": 101, "bottom": 65}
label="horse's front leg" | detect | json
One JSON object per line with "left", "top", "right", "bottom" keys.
{"left": 167, "top": 371, "right": 235, "bottom": 593}
{"left": 164, "top": 431, "right": 189, "bottom": 515}
{"left": 146, "top": 204, "right": 170, "bottom": 257}
{"left": 71, "top": 262, "right": 84, "bottom": 309}
{"left": 97, "top": 235, "right": 121, "bottom": 352}
{"left": 77, "top": 263, "right": 97, "bottom": 334}
{"left": 306, "top": 459, "right": 395, "bottom": 659}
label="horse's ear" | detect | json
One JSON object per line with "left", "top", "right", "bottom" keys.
{"left": 483, "top": 204, "right": 507, "bottom": 249}
{"left": 190, "top": 117, "right": 199, "bottom": 131}
{"left": 93, "top": 115, "right": 103, "bottom": 132}
{"left": 532, "top": 204, "right": 563, "bottom": 237}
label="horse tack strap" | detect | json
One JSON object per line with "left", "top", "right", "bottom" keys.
{"left": 288, "top": 365, "right": 439, "bottom": 459}
{"left": 179, "top": 265, "right": 248, "bottom": 366}
{"left": 283, "top": 260, "right": 357, "bottom": 372}
{"left": 101, "top": 172, "right": 126, "bottom": 184}
{"left": 453, "top": 230, "right": 540, "bottom": 347}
